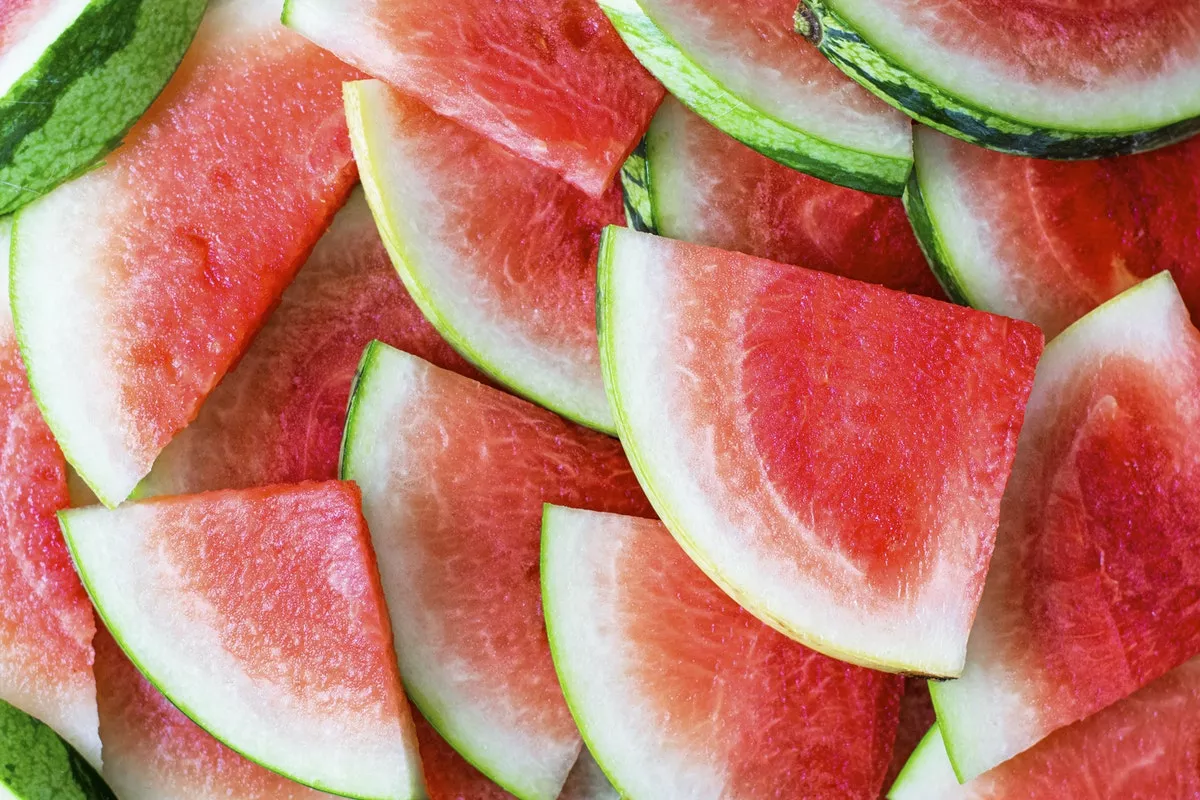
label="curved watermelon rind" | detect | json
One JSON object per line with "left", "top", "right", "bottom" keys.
{"left": 900, "top": 166, "right": 971, "bottom": 307}
{"left": 0, "top": 0, "right": 207, "bottom": 216}
{"left": 797, "top": 0, "right": 1200, "bottom": 159}
{"left": 0, "top": 699, "right": 116, "bottom": 800}
{"left": 885, "top": 724, "right": 954, "bottom": 800}
{"left": 618, "top": 138, "right": 656, "bottom": 235}
{"left": 597, "top": 0, "right": 911, "bottom": 196}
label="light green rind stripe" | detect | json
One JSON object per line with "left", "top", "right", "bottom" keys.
{"left": 617, "top": 138, "right": 655, "bottom": 234}
{"left": 0, "top": 700, "right": 115, "bottom": 800}
{"left": 798, "top": 0, "right": 1200, "bottom": 159}
{"left": 598, "top": 0, "right": 910, "bottom": 196}
{"left": 900, "top": 169, "right": 971, "bottom": 307}
{"left": 0, "top": 0, "right": 207, "bottom": 215}
{"left": 886, "top": 724, "right": 961, "bottom": 800}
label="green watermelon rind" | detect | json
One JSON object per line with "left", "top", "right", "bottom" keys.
{"left": 900, "top": 165, "right": 972, "bottom": 307}
{"left": 597, "top": 0, "right": 911, "bottom": 196}
{"left": 618, "top": 138, "right": 656, "bottom": 235}
{"left": 0, "top": 699, "right": 116, "bottom": 800}
{"left": 0, "top": 0, "right": 207, "bottom": 216}
{"left": 797, "top": 0, "right": 1200, "bottom": 159}
{"left": 885, "top": 724, "right": 951, "bottom": 800}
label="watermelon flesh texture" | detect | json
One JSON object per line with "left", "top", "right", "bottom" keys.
{"left": 881, "top": 680, "right": 936, "bottom": 798}
{"left": 599, "top": 228, "right": 1043, "bottom": 676}
{"left": 542, "top": 505, "right": 902, "bottom": 798}
{"left": 10, "top": 0, "right": 363, "bottom": 507}
{"left": 911, "top": 126, "right": 1200, "bottom": 337}
{"left": 645, "top": 98, "right": 941, "bottom": 298}
{"left": 346, "top": 80, "right": 625, "bottom": 433}
{"left": 931, "top": 273, "right": 1200, "bottom": 780}
{"left": 60, "top": 482, "right": 426, "bottom": 800}
{"left": 282, "top": 0, "right": 663, "bottom": 197}
{"left": 341, "top": 344, "right": 653, "bottom": 800}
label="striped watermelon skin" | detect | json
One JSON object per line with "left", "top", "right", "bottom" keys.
{"left": 0, "top": 698, "right": 115, "bottom": 799}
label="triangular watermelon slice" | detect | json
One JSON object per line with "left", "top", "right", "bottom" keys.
{"left": 0, "top": 219, "right": 100, "bottom": 768}
{"left": 60, "top": 481, "right": 426, "bottom": 799}
{"left": 930, "top": 273, "right": 1200, "bottom": 780}
{"left": 10, "top": 0, "right": 363, "bottom": 508}
{"left": 0, "top": 698, "right": 114, "bottom": 799}
{"left": 341, "top": 343, "right": 653, "bottom": 800}
{"left": 282, "top": 0, "right": 664, "bottom": 196}
{"left": 598, "top": 228, "right": 1043, "bottom": 675}
{"left": 541, "top": 505, "right": 902, "bottom": 798}
{"left": 345, "top": 80, "right": 624, "bottom": 433}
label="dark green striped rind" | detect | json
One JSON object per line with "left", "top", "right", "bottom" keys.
{"left": 0, "top": 699, "right": 116, "bottom": 799}
{"left": 618, "top": 137, "right": 656, "bottom": 234}
{"left": 900, "top": 170, "right": 970, "bottom": 307}
{"left": 797, "top": 0, "right": 1200, "bottom": 160}
{"left": 0, "top": 0, "right": 206, "bottom": 215}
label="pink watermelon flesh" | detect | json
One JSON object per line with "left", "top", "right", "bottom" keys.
{"left": 284, "top": 0, "right": 664, "bottom": 196}
{"left": 883, "top": 680, "right": 936, "bottom": 797}
{"left": 0, "top": 0, "right": 50, "bottom": 56}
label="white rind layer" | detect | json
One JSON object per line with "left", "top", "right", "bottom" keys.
{"left": 0, "top": 0, "right": 90, "bottom": 95}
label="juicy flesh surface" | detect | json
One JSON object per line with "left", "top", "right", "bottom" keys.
{"left": 0, "top": 0, "right": 50, "bottom": 57}
{"left": 414, "top": 713, "right": 514, "bottom": 800}
{"left": 883, "top": 680, "right": 936, "bottom": 796}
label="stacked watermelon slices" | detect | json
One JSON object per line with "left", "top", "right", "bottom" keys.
{"left": 3, "top": 0, "right": 1200, "bottom": 798}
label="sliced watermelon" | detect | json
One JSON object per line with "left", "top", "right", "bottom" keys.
{"left": 282, "top": 0, "right": 663, "bottom": 196}
{"left": 882, "top": 680, "right": 937, "bottom": 798}
{"left": 598, "top": 0, "right": 910, "bottom": 194}
{"left": 799, "top": 0, "right": 1200, "bottom": 157}
{"left": 642, "top": 98, "right": 940, "bottom": 297}
{"left": 598, "top": 228, "right": 1043, "bottom": 675}
{"left": 60, "top": 481, "right": 426, "bottom": 799}
{"left": 345, "top": 80, "right": 624, "bottom": 434}
{"left": 908, "top": 125, "right": 1200, "bottom": 337}
{"left": 0, "top": 219, "right": 100, "bottom": 768}
{"left": 10, "top": 0, "right": 363, "bottom": 508}
{"left": 0, "top": 0, "right": 204, "bottom": 214}
{"left": 542, "top": 505, "right": 902, "bottom": 798}
{"left": 930, "top": 273, "right": 1200, "bottom": 780}
{"left": 0, "top": 698, "right": 114, "bottom": 799}
{"left": 341, "top": 343, "right": 652, "bottom": 800}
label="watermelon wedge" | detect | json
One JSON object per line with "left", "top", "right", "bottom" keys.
{"left": 798, "top": 0, "right": 1200, "bottom": 157}
{"left": 0, "top": 698, "right": 114, "bottom": 799}
{"left": 0, "top": 219, "right": 100, "bottom": 768}
{"left": 907, "top": 125, "right": 1200, "bottom": 337}
{"left": 345, "top": 80, "right": 624, "bottom": 434}
{"left": 930, "top": 273, "right": 1200, "bottom": 780}
{"left": 60, "top": 482, "right": 426, "bottom": 799}
{"left": 0, "top": 0, "right": 204, "bottom": 214}
{"left": 10, "top": 0, "right": 363, "bottom": 508}
{"left": 542, "top": 505, "right": 902, "bottom": 798}
{"left": 640, "top": 98, "right": 940, "bottom": 297}
{"left": 282, "top": 0, "right": 663, "bottom": 196}
{"left": 341, "top": 343, "right": 653, "bottom": 800}
{"left": 597, "top": 0, "right": 910, "bottom": 194}
{"left": 598, "top": 228, "right": 1043, "bottom": 675}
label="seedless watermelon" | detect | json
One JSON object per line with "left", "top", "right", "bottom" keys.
{"left": 599, "top": 228, "right": 1042, "bottom": 675}
{"left": 931, "top": 273, "right": 1200, "bottom": 780}
{"left": 341, "top": 343, "right": 652, "bottom": 800}
{"left": 0, "top": 698, "right": 114, "bottom": 799}
{"left": 11, "top": 0, "right": 362, "bottom": 507}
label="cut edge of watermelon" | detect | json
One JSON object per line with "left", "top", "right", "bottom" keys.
{"left": 0, "top": 697, "right": 116, "bottom": 800}
{"left": 886, "top": 724, "right": 954, "bottom": 800}
{"left": 901, "top": 151, "right": 972, "bottom": 308}
{"left": 597, "top": 0, "right": 911, "bottom": 196}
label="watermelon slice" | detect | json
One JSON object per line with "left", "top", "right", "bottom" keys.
{"left": 0, "top": 0, "right": 204, "bottom": 214}
{"left": 798, "top": 0, "right": 1200, "bottom": 157}
{"left": 60, "top": 481, "right": 426, "bottom": 799}
{"left": 882, "top": 680, "right": 937, "bottom": 798}
{"left": 891, "top": 658, "right": 1200, "bottom": 799}
{"left": 640, "top": 97, "right": 940, "bottom": 297}
{"left": 598, "top": 228, "right": 1043, "bottom": 675}
{"left": 10, "top": 0, "right": 363, "bottom": 508}
{"left": 542, "top": 504, "right": 902, "bottom": 798}
{"left": 341, "top": 343, "right": 653, "bottom": 800}
{"left": 0, "top": 219, "right": 100, "bottom": 768}
{"left": 930, "top": 273, "right": 1200, "bottom": 780}
{"left": 907, "top": 125, "right": 1200, "bottom": 337}
{"left": 597, "top": 0, "right": 910, "bottom": 194}
{"left": 345, "top": 80, "right": 624, "bottom": 434}
{"left": 0, "top": 698, "right": 114, "bottom": 799}
{"left": 281, "top": 0, "right": 663, "bottom": 196}
{"left": 558, "top": 750, "right": 618, "bottom": 800}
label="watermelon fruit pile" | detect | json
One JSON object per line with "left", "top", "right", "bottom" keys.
{"left": 2, "top": 1, "right": 1199, "bottom": 798}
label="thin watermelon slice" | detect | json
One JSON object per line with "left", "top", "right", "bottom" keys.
{"left": 542, "top": 504, "right": 902, "bottom": 798}
{"left": 598, "top": 228, "right": 1043, "bottom": 675}
{"left": 341, "top": 343, "right": 653, "bottom": 800}
{"left": 882, "top": 680, "right": 937, "bottom": 798}
{"left": 640, "top": 97, "right": 940, "bottom": 297}
{"left": 60, "top": 481, "right": 426, "bottom": 799}
{"left": 0, "top": 698, "right": 114, "bottom": 799}
{"left": 930, "top": 273, "right": 1200, "bottom": 780}
{"left": 597, "top": 0, "right": 910, "bottom": 194}
{"left": 281, "top": 0, "right": 663, "bottom": 196}
{"left": 10, "top": 0, "right": 363, "bottom": 508}
{"left": 0, "top": 0, "right": 205, "bottom": 214}
{"left": 798, "top": 0, "right": 1200, "bottom": 157}
{"left": 346, "top": 80, "right": 624, "bottom": 434}
{"left": 891, "top": 658, "right": 1200, "bottom": 799}
{"left": 0, "top": 219, "right": 100, "bottom": 768}
{"left": 907, "top": 125, "right": 1200, "bottom": 337}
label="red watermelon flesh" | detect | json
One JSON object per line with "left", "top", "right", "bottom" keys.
{"left": 283, "top": 0, "right": 664, "bottom": 196}
{"left": 882, "top": 680, "right": 936, "bottom": 797}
